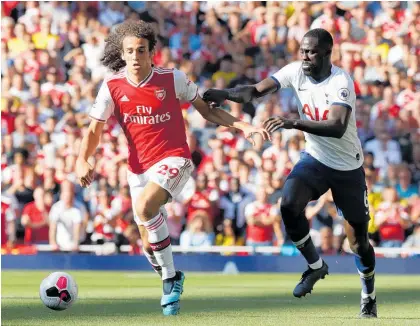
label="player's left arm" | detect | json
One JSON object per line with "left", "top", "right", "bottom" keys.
{"left": 265, "top": 75, "right": 355, "bottom": 138}
{"left": 192, "top": 96, "right": 271, "bottom": 143}
{"left": 264, "top": 103, "right": 351, "bottom": 138}
{"left": 173, "top": 68, "right": 271, "bottom": 144}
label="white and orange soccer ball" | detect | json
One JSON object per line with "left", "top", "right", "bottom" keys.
{"left": 39, "top": 272, "right": 78, "bottom": 310}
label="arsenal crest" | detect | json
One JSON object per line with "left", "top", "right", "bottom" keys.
{"left": 155, "top": 89, "right": 166, "bottom": 101}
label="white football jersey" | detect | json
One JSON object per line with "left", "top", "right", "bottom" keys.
{"left": 271, "top": 61, "right": 363, "bottom": 171}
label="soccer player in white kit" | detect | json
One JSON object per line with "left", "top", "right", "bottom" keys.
{"left": 203, "top": 28, "right": 377, "bottom": 318}
{"left": 75, "top": 20, "right": 270, "bottom": 316}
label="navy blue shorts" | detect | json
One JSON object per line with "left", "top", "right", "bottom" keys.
{"left": 287, "top": 152, "right": 369, "bottom": 224}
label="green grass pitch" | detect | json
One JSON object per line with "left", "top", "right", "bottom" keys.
{"left": 2, "top": 271, "right": 420, "bottom": 325}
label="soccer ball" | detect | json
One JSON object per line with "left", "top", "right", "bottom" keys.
{"left": 39, "top": 272, "right": 78, "bottom": 311}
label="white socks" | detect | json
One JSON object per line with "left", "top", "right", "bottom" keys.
{"left": 143, "top": 250, "right": 162, "bottom": 276}
{"left": 309, "top": 258, "right": 323, "bottom": 270}
{"left": 143, "top": 213, "right": 176, "bottom": 280}
{"left": 361, "top": 289, "right": 376, "bottom": 300}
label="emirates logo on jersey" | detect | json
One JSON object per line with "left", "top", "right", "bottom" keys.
{"left": 155, "top": 89, "right": 166, "bottom": 101}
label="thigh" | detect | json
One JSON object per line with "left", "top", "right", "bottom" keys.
{"left": 147, "top": 156, "right": 194, "bottom": 200}
{"left": 127, "top": 170, "right": 148, "bottom": 225}
{"left": 330, "top": 167, "right": 370, "bottom": 224}
{"left": 286, "top": 152, "right": 330, "bottom": 202}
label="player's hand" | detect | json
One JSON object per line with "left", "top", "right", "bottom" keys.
{"left": 71, "top": 244, "right": 79, "bottom": 253}
{"left": 51, "top": 243, "right": 59, "bottom": 252}
{"left": 263, "top": 116, "right": 295, "bottom": 133}
{"left": 242, "top": 125, "right": 272, "bottom": 146}
{"left": 75, "top": 159, "right": 94, "bottom": 188}
{"left": 203, "top": 89, "right": 229, "bottom": 105}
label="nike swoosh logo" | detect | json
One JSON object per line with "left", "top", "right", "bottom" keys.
{"left": 298, "top": 88, "right": 307, "bottom": 91}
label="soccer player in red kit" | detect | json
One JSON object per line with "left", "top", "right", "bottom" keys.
{"left": 75, "top": 20, "right": 270, "bottom": 316}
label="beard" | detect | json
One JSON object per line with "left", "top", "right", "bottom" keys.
{"left": 302, "top": 60, "right": 326, "bottom": 78}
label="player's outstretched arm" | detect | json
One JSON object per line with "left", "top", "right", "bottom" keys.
{"left": 192, "top": 96, "right": 271, "bottom": 145}
{"left": 264, "top": 104, "right": 351, "bottom": 138}
{"left": 75, "top": 119, "right": 105, "bottom": 188}
{"left": 203, "top": 77, "right": 279, "bottom": 104}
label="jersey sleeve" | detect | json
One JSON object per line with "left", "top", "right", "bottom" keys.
{"left": 89, "top": 81, "right": 115, "bottom": 122}
{"left": 270, "top": 61, "right": 300, "bottom": 89}
{"left": 173, "top": 68, "right": 199, "bottom": 102}
{"left": 328, "top": 73, "right": 356, "bottom": 111}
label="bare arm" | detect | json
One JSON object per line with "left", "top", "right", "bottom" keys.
{"left": 77, "top": 119, "right": 106, "bottom": 161}
{"left": 72, "top": 222, "right": 81, "bottom": 251}
{"left": 192, "top": 96, "right": 271, "bottom": 142}
{"left": 265, "top": 104, "right": 351, "bottom": 139}
{"left": 76, "top": 119, "right": 106, "bottom": 187}
{"left": 305, "top": 197, "right": 326, "bottom": 220}
{"left": 49, "top": 221, "right": 58, "bottom": 248}
{"left": 273, "top": 219, "right": 284, "bottom": 246}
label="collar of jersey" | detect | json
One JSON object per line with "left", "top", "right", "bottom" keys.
{"left": 125, "top": 67, "right": 154, "bottom": 88}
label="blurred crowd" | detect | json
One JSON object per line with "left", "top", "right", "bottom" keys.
{"left": 1, "top": 1, "right": 419, "bottom": 255}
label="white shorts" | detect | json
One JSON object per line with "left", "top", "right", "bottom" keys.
{"left": 127, "top": 156, "right": 194, "bottom": 225}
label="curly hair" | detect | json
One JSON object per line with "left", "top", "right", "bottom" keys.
{"left": 100, "top": 20, "right": 157, "bottom": 72}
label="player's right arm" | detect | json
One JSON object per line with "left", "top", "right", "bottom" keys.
{"left": 76, "top": 120, "right": 105, "bottom": 187}
{"left": 76, "top": 81, "right": 114, "bottom": 188}
{"left": 203, "top": 78, "right": 279, "bottom": 104}
{"left": 202, "top": 62, "right": 298, "bottom": 104}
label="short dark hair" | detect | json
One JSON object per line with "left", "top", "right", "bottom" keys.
{"left": 101, "top": 20, "right": 157, "bottom": 72}
{"left": 303, "top": 28, "right": 333, "bottom": 51}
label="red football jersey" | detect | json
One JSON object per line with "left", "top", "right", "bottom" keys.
{"left": 22, "top": 202, "right": 50, "bottom": 243}
{"left": 89, "top": 67, "right": 198, "bottom": 174}
{"left": 245, "top": 202, "right": 278, "bottom": 242}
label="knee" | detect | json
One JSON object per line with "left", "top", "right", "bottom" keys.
{"left": 135, "top": 197, "right": 157, "bottom": 220}
{"left": 280, "top": 195, "right": 302, "bottom": 219}
{"left": 349, "top": 238, "right": 370, "bottom": 256}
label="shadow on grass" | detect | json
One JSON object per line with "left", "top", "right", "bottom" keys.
{"left": 2, "top": 288, "right": 420, "bottom": 322}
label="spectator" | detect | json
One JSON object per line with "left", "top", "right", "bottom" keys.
{"left": 21, "top": 187, "right": 50, "bottom": 244}
{"left": 31, "top": 17, "right": 59, "bottom": 50}
{"left": 364, "top": 119, "right": 402, "bottom": 178}
{"left": 90, "top": 189, "right": 116, "bottom": 244}
{"left": 403, "top": 224, "right": 420, "bottom": 248}
{"left": 48, "top": 180, "right": 86, "bottom": 252}
{"left": 216, "top": 219, "right": 238, "bottom": 248}
{"left": 316, "top": 227, "right": 336, "bottom": 255}
{"left": 1, "top": 192, "right": 17, "bottom": 247}
{"left": 187, "top": 174, "right": 218, "bottom": 224}
{"left": 165, "top": 201, "right": 185, "bottom": 245}
{"left": 409, "top": 144, "right": 420, "bottom": 184}
{"left": 396, "top": 165, "right": 419, "bottom": 201}
{"left": 7, "top": 22, "right": 30, "bottom": 58}
{"left": 211, "top": 55, "right": 237, "bottom": 85}
{"left": 375, "top": 187, "right": 411, "bottom": 247}
{"left": 244, "top": 187, "right": 283, "bottom": 249}
{"left": 180, "top": 211, "right": 215, "bottom": 248}
{"left": 219, "top": 177, "right": 254, "bottom": 240}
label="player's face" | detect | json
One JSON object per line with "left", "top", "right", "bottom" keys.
{"left": 300, "top": 37, "right": 331, "bottom": 78}
{"left": 122, "top": 36, "right": 153, "bottom": 74}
